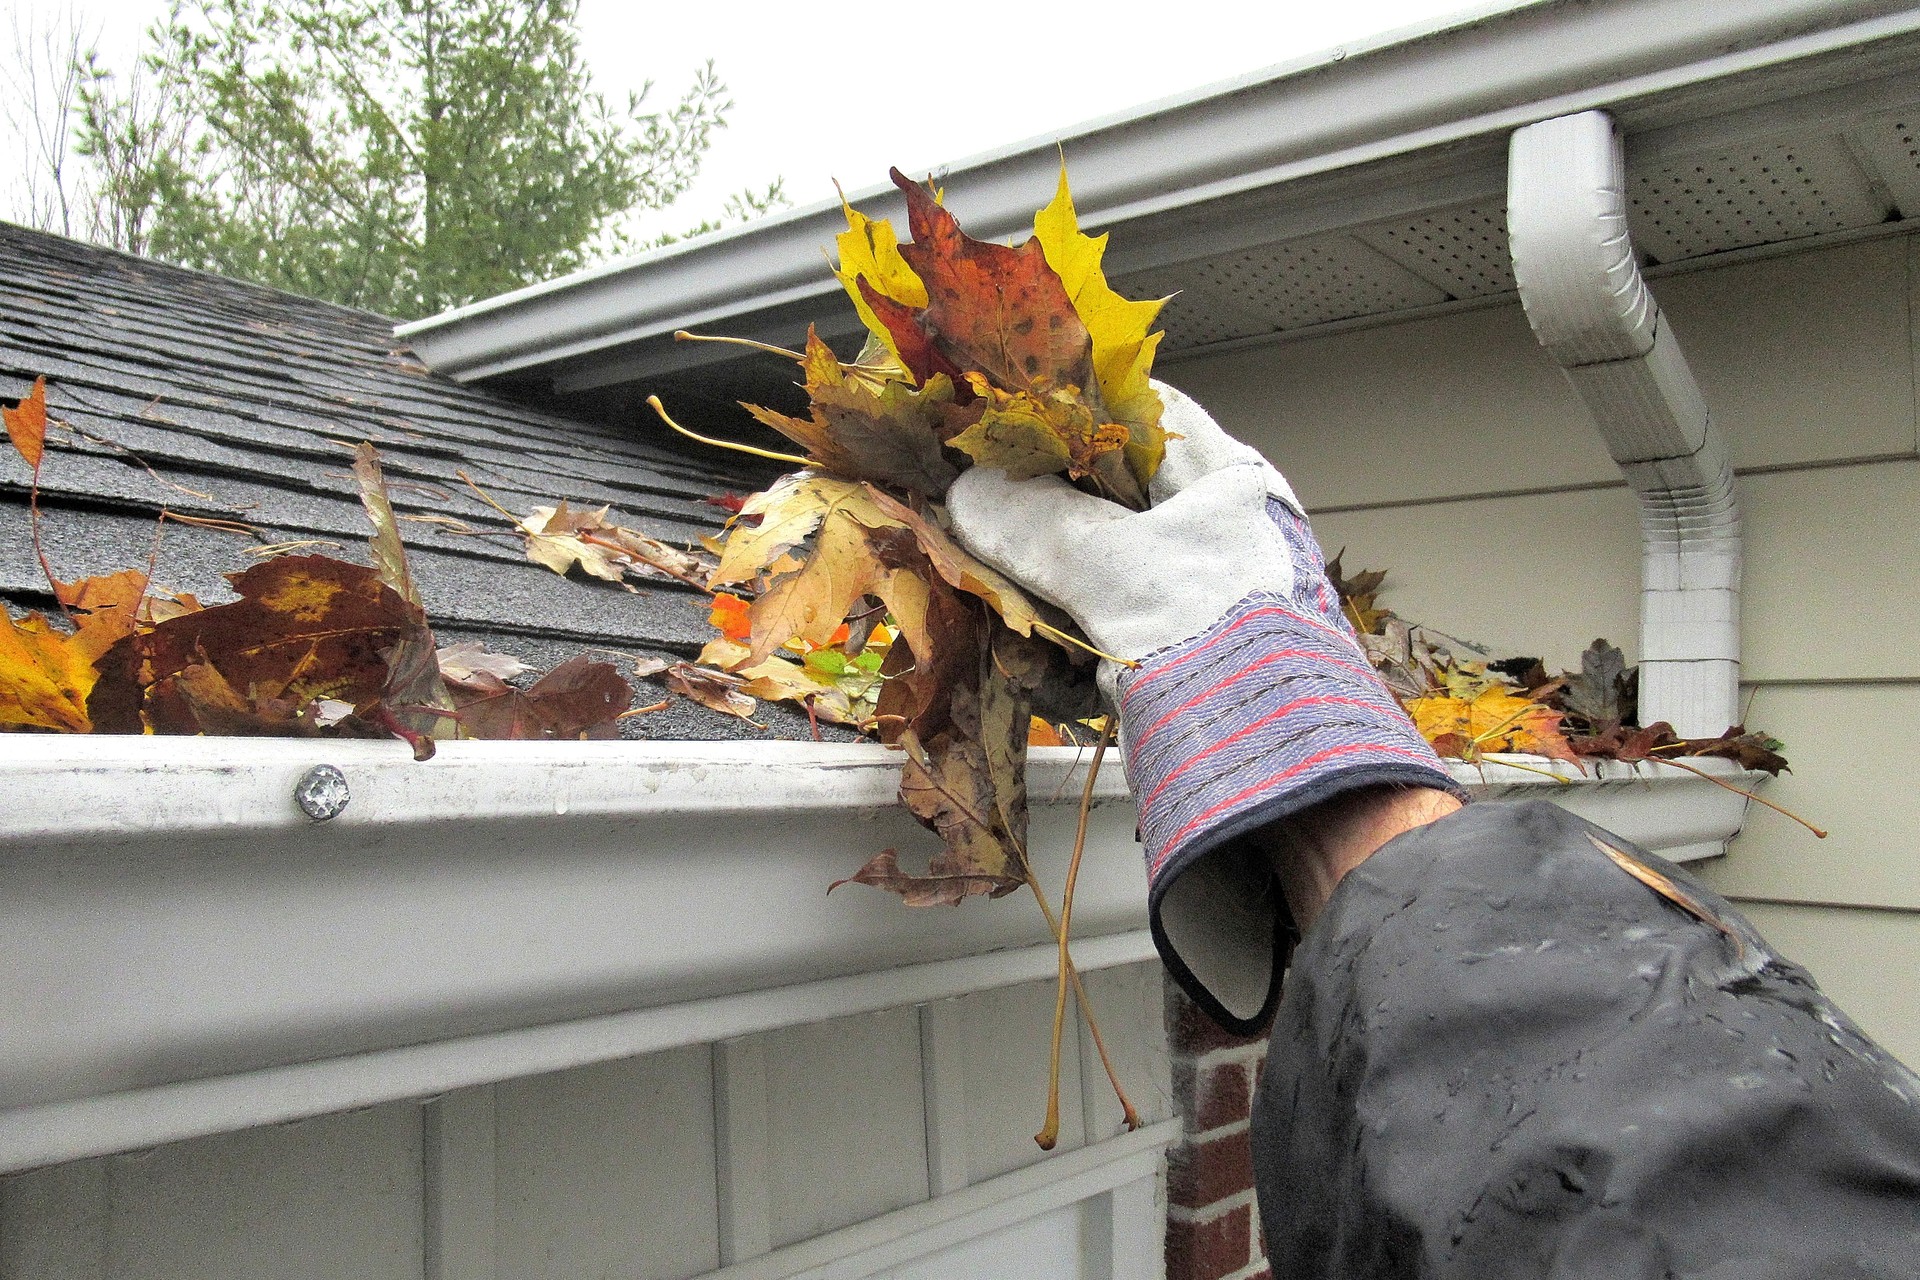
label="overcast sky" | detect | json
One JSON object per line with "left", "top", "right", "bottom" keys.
{"left": 9, "top": 0, "right": 1503, "bottom": 241}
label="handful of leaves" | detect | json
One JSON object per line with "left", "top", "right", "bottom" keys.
{"left": 659, "top": 167, "right": 1171, "bottom": 910}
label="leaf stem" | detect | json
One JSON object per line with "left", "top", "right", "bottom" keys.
{"left": 646, "top": 396, "right": 812, "bottom": 467}
{"left": 1032, "top": 620, "right": 1138, "bottom": 669}
{"left": 27, "top": 458, "right": 73, "bottom": 623}
{"left": 1475, "top": 755, "right": 1574, "bottom": 785}
{"left": 673, "top": 329, "right": 805, "bottom": 363}
{"left": 1638, "top": 754, "right": 1828, "bottom": 838}
{"left": 1036, "top": 718, "right": 1119, "bottom": 1149}
{"left": 456, "top": 470, "right": 521, "bottom": 522}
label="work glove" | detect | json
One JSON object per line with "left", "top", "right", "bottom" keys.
{"left": 946, "top": 382, "right": 1463, "bottom": 1032}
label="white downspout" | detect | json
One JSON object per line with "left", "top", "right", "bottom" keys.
{"left": 1507, "top": 110, "right": 1741, "bottom": 739}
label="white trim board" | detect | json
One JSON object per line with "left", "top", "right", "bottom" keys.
{"left": 694, "top": 1120, "right": 1180, "bottom": 1280}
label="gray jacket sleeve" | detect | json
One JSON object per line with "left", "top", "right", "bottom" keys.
{"left": 1252, "top": 800, "right": 1920, "bottom": 1279}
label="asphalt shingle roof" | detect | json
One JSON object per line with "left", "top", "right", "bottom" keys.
{"left": 0, "top": 222, "right": 842, "bottom": 741}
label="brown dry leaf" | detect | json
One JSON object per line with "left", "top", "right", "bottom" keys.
{"left": 450, "top": 653, "right": 631, "bottom": 740}
{"left": 436, "top": 641, "right": 533, "bottom": 688}
{"left": 663, "top": 661, "right": 762, "bottom": 725}
{"left": 520, "top": 501, "right": 631, "bottom": 584}
{"left": 3, "top": 376, "right": 47, "bottom": 470}
{"left": 1561, "top": 638, "right": 1631, "bottom": 729}
{"left": 852, "top": 484, "right": 1041, "bottom": 637}
{"left": 54, "top": 568, "right": 149, "bottom": 638}
{"left": 599, "top": 525, "right": 717, "bottom": 590}
{"left": 88, "top": 554, "right": 416, "bottom": 739}
{"left": 516, "top": 501, "right": 717, "bottom": 590}
{"left": 354, "top": 444, "right": 457, "bottom": 751}
{"left": 1679, "top": 726, "right": 1790, "bottom": 775}
{"left": 1326, "top": 551, "right": 1390, "bottom": 635}
{"left": 949, "top": 376, "right": 1133, "bottom": 500}
{"left": 838, "top": 606, "right": 1039, "bottom": 906}
{"left": 741, "top": 329, "right": 961, "bottom": 496}
{"left": 711, "top": 473, "right": 848, "bottom": 588}
{"left": 748, "top": 497, "right": 891, "bottom": 664}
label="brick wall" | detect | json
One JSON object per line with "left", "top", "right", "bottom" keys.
{"left": 1163, "top": 977, "right": 1272, "bottom": 1280}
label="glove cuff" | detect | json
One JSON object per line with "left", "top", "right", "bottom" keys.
{"left": 1118, "top": 590, "right": 1465, "bottom": 1033}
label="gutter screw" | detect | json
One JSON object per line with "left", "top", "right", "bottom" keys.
{"left": 295, "top": 764, "right": 350, "bottom": 821}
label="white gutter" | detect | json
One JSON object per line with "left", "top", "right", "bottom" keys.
{"left": 1508, "top": 111, "right": 1741, "bottom": 737}
{"left": 0, "top": 735, "right": 1753, "bottom": 1171}
{"left": 398, "top": 0, "right": 1920, "bottom": 388}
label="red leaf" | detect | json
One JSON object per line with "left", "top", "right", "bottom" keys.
{"left": 889, "top": 169, "right": 1093, "bottom": 397}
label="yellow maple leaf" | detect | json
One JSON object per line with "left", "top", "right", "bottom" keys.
{"left": 1031, "top": 165, "right": 1170, "bottom": 480}
{"left": 1405, "top": 687, "right": 1576, "bottom": 762}
{"left": 0, "top": 609, "right": 100, "bottom": 732}
{"left": 835, "top": 198, "right": 928, "bottom": 372}
{"left": 0, "top": 568, "right": 158, "bottom": 733}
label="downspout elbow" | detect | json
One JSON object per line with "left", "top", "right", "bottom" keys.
{"left": 1507, "top": 110, "right": 1741, "bottom": 739}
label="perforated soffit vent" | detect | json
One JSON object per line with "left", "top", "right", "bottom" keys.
{"left": 1131, "top": 111, "right": 1919, "bottom": 355}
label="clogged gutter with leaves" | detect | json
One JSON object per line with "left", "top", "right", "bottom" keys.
{"left": 0, "top": 166, "right": 1816, "bottom": 1147}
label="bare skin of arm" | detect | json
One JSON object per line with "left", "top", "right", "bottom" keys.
{"left": 1254, "top": 787, "right": 1464, "bottom": 933}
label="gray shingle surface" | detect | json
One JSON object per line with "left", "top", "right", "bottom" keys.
{"left": 0, "top": 222, "right": 844, "bottom": 742}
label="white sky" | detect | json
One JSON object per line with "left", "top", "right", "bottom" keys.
{"left": 10, "top": 0, "right": 1498, "bottom": 241}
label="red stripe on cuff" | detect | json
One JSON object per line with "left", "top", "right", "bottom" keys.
{"left": 1136, "top": 693, "right": 1392, "bottom": 812}
{"left": 1128, "top": 647, "right": 1381, "bottom": 753}
{"left": 1121, "top": 602, "right": 1358, "bottom": 704}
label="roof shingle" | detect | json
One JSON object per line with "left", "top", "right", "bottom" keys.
{"left": 0, "top": 222, "right": 841, "bottom": 742}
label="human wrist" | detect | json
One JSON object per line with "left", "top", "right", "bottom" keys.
{"left": 1256, "top": 785, "right": 1463, "bottom": 933}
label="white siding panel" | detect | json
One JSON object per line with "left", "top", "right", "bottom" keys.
{"left": 494, "top": 1049, "right": 719, "bottom": 1280}
{"left": 1741, "top": 460, "right": 1920, "bottom": 682}
{"left": 1077, "top": 962, "right": 1175, "bottom": 1143}
{"left": 1695, "top": 683, "right": 1920, "bottom": 913}
{"left": 0, "top": 1102, "right": 423, "bottom": 1280}
{"left": 1655, "top": 237, "right": 1916, "bottom": 470}
{"left": 959, "top": 978, "right": 1087, "bottom": 1184}
{"left": 1268, "top": 461, "right": 1920, "bottom": 685}
{"left": 763, "top": 1008, "right": 929, "bottom": 1248}
{"left": 0, "top": 1161, "right": 108, "bottom": 1280}
{"left": 1732, "top": 901, "right": 1920, "bottom": 1069}
{"left": 867, "top": 1198, "right": 1090, "bottom": 1280}
{"left": 1310, "top": 487, "right": 1642, "bottom": 672}
{"left": 1166, "top": 303, "right": 1619, "bottom": 508}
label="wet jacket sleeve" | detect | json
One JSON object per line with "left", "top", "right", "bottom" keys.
{"left": 1251, "top": 799, "right": 1920, "bottom": 1279}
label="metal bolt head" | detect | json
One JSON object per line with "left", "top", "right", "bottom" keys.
{"left": 295, "top": 764, "right": 350, "bottom": 821}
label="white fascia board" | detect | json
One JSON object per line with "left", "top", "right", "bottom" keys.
{"left": 399, "top": 0, "right": 1920, "bottom": 385}
{"left": 0, "top": 736, "right": 1755, "bottom": 1170}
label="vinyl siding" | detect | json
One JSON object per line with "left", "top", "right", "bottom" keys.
{"left": 0, "top": 966, "right": 1172, "bottom": 1280}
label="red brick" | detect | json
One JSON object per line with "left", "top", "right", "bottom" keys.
{"left": 1166, "top": 1202, "right": 1253, "bottom": 1280}
{"left": 1166, "top": 1126, "right": 1255, "bottom": 1210}
{"left": 1173, "top": 1058, "right": 1254, "bottom": 1132}
{"left": 1166, "top": 979, "right": 1273, "bottom": 1055}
